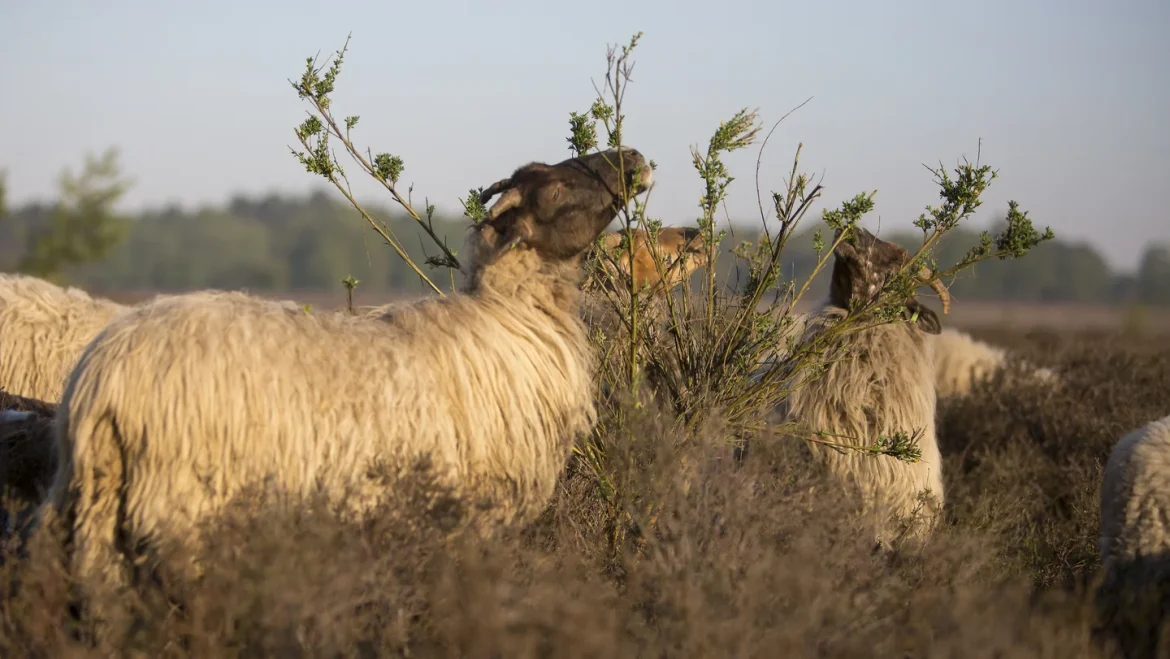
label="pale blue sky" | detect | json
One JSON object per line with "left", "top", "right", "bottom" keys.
{"left": 1, "top": 0, "right": 1167, "bottom": 270}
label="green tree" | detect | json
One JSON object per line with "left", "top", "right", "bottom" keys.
{"left": 0, "top": 170, "right": 7, "bottom": 223}
{"left": 18, "top": 147, "right": 133, "bottom": 283}
{"left": 1138, "top": 243, "right": 1170, "bottom": 305}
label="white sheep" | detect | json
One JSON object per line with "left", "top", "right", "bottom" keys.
{"left": 931, "top": 327, "right": 1058, "bottom": 399}
{"left": 1099, "top": 414, "right": 1170, "bottom": 569}
{"left": 41, "top": 147, "right": 654, "bottom": 598}
{"left": 1095, "top": 414, "right": 1170, "bottom": 657}
{"left": 768, "top": 314, "right": 1057, "bottom": 402}
{"left": 0, "top": 274, "right": 128, "bottom": 401}
{"left": 780, "top": 226, "right": 952, "bottom": 547}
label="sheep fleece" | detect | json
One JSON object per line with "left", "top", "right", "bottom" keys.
{"left": 783, "top": 307, "right": 944, "bottom": 540}
{"left": 1099, "top": 414, "right": 1170, "bottom": 566}
{"left": 49, "top": 249, "right": 596, "bottom": 582}
{"left": 931, "top": 327, "right": 1056, "bottom": 399}
{"left": 0, "top": 274, "right": 127, "bottom": 401}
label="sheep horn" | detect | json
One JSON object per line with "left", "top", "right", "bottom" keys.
{"left": 916, "top": 266, "right": 951, "bottom": 315}
{"left": 478, "top": 178, "right": 513, "bottom": 204}
{"left": 484, "top": 188, "right": 523, "bottom": 221}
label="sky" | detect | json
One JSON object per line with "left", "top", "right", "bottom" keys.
{"left": 1, "top": 0, "right": 1167, "bottom": 271}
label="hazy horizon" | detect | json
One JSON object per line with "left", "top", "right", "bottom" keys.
{"left": 2, "top": 0, "right": 1167, "bottom": 271}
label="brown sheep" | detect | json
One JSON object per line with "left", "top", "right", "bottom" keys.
{"left": 584, "top": 226, "right": 710, "bottom": 296}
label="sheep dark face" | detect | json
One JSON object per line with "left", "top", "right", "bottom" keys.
{"left": 476, "top": 147, "right": 653, "bottom": 265}
{"left": 829, "top": 226, "right": 948, "bottom": 335}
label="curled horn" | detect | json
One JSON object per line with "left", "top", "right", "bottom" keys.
{"left": 478, "top": 178, "right": 513, "bottom": 204}
{"left": 478, "top": 178, "right": 522, "bottom": 221}
{"left": 916, "top": 266, "right": 952, "bottom": 315}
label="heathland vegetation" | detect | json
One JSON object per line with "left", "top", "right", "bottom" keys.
{"left": 0, "top": 32, "right": 1167, "bottom": 657}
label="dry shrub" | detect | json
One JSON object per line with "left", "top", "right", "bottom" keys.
{"left": 939, "top": 328, "right": 1170, "bottom": 590}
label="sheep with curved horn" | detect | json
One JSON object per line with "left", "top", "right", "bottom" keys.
{"left": 780, "top": 225, "right": 950, "bottom": 548}
{"left": 40, "top": 146, "right": 655, "bottom": 610}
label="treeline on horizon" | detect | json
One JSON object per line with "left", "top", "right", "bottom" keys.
{"left": 2, "top": 187, "right": 1168, "bottom": 306}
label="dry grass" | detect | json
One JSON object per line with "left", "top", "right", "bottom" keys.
{"left": 0, "top": 318, "right": 1167, "bottom": 657}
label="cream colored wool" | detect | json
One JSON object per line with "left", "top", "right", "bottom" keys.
{"left": 1095, "top": 414, "right": 1170, "bottom": 656}
{"left": 1099, "top": 414, "right": 1170, "bottom": 568}
{"left": 43, "top": 146, "right": 653, "bottom": 619}
{"left": 768, "top": 316, "right": 1056, "bottom": 401}
{"left": 784, "top": 307, "right": 945, "bottom": 546}
{"left": 776, "top": 225, "right": 950, "bottom": 547}
{"left": 0, "top": 274, "right": 127, "bottom": 401}
{"left": 46, "top": 232, "right": 598, "bottom": 593}
{"left": 931, "top": 327, "right": 1058, "bottom": 399}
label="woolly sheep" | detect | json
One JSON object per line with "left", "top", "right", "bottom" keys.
{"left": 781, "top": 226, "right": 951, "bottom": 547}
{"left": 0, "top": 274, "right": 128, "bottom": 401}
{"left": 931, "top": 327, "right": 1058, "bottom": 399}
{"left": 583, "top": 226, "right": 710, "bottom": 296}
{"left": 42, "top": 146, "right": 655, "bottom": 597}
{"left": 1096, "top": 414, "right": 1170, "bottom": 657}
{"left": 1099, "top": 414, "right": 1170, "bottom": 569}
{"left": 768, "top": 315, "right": 1057, "bottom": 402}
{"left": 580, "top": 226, "right": 710, "bottom": 340}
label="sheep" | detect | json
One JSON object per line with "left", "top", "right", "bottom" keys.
{"left": 779, "top": 225, "right": 952, "bottom": 547}
{"left": 0, "top": 274, "right": 129, "bottom": 401}
{"left": 1100, "top": 414, "right": 1170, "bottom": 568}
{"left": 1095, "top": 414, "right": 1170, "bottom": 658}
{"left": 583, "top": 226, "right": 710, "bottom": 296}
{"left": 580, "top": 226, "right": 711, "bottom": 342}
{"left": 41, "top": 146, "right": 655, "bottom": 599}
{"left": 931, "top": 327, "right": 1059, "bottom": 399}
{"left": 0, "top": 388, "right": 57, "bottom": 545}
{"left": 768, "top": 314, "right": 1058, "bottom": 402}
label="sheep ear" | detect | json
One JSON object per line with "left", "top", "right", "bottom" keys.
{"left": 905, "top": 299, "right": 942, "bottom": 335}
{"left": 833, "top": 235, "right": 858, "bottom": 260}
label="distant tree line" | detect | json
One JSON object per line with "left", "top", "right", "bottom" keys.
{"left": 1, "top": 153, "right": 1167, "bottom": 305}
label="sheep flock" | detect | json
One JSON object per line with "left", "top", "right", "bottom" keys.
{"left": 0, "top": 146, "right": 1166, "bottom": 655}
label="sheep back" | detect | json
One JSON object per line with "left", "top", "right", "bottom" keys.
{"left": 0, "top": 274, "right": 127, "bottom": 401}
{"left": 931, "top": 327, "right": 1057, "bottom": 399}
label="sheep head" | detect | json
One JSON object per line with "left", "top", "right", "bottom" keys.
{"left": 598, "top": 226, "right": 710, "bottom": 292}
{"left": 828, "top": 225, "right": 950, "bottom": 335}
{"left": 475, "top": 147, "right": 653, "bottom": 266}
{"left": 0, "top": 389, "right": 57, "bottom": 519}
